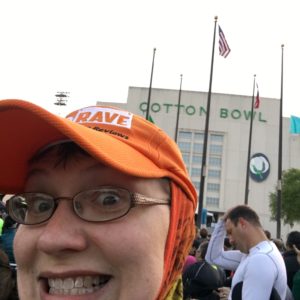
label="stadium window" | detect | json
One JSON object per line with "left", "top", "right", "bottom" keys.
{"left": 210, "top": 134, "right": 223, "bottom": 142}
{"left": 178, "top": 131, "right": 192, "bottom": 140}
{"left": 178, "top": 142, "right": 191, "bottom": 153}
{"left": 206, "top": 197, "right": 219, "bottom": 207}
{"left": 193, "top": 143, "right": 203, "bottom": 153}
{"left": 209, "top": 156, "right": 221, "bottom": 166}
{"left": 194, "top": 132, "right": 204, "bottom": 141}
{"left": 208, "top": 169, "right": 221, "bottom": 178}
{"left": 192, "top": 155, "right": 202, "bottom": 164}
{"left": 191, "top": 167, "right": 201, "bottom": 177}
{"left": 207, "top": 183, "right": 220, "bottom": 191}
{"left": 209, "top": 144, "right": 222, "bottom": 154}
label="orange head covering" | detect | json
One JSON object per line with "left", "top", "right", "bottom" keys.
{"left": 0, "top": 99, "right": 197, "bottom": 298}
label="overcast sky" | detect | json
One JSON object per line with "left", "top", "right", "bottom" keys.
{"left": 0, "top": 0, "right": 298, "bottom": 116}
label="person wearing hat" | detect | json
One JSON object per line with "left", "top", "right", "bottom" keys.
{"left": 0, "top": 100, "right": 197, "bottom": 300}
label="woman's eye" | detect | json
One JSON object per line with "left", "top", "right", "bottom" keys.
{"left": 100, "top": 193, "right": 121, "bottom": 206}
{"left": 33, "top": 199, "right": 52, "bottom": 213}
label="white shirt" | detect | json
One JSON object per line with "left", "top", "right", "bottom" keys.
{"left": 205, "top": 220, "right": 287, "bottom": 299}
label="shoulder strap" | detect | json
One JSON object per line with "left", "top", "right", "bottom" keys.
{"left": 194, "top": 261, "right": 206, "bottom": 279}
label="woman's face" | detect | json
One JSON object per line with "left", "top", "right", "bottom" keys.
{"left": 14, "top": 152, "right": 170, "bottom": 300}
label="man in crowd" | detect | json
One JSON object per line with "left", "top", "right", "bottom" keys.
{"left": 206, "top": 205, "right": 287, "bottom": 299}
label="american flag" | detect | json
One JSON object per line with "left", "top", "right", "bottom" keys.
{"left": 218, "top": 25, "right": 231, "bottom": 58}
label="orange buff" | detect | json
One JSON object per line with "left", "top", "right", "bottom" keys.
{"left": 157, "top": 182, "right": 195, "bottom": 299}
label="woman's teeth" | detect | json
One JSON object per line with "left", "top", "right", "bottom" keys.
{"left": 48, "top": 275, "right": 109, "bottom": 295}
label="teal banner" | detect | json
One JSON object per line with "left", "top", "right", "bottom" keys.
{"left": 290, "top": 115, "right": 300, "bottom": 134}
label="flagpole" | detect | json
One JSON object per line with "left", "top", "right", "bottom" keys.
{"left": 196, "top": 16, "right": 218, "bottom": 227}
{"left": 145, "top": 48, "right": 156, "bottom": 120}
{"left": 174, "top": 74, "right": 183, "bottom": 142}
{"left": 276, "top": 44, "right": 284, "bottom": 238}
{"left": 245, "top": 75, "right": 256, "bottom": 204}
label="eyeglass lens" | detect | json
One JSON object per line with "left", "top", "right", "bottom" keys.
{"left": 9, "top": 187, "right": 133, "bottom": 224}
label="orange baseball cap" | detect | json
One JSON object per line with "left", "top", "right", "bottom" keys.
{"left": 0, "top": 99, "right": 197, "bottom": 206}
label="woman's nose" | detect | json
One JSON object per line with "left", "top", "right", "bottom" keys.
{"left": 36, "top": 200, "right": 88, "bottom": 255}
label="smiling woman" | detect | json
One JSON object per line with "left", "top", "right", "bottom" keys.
{"left": 0, "top": 100, "right": 197, "bottom": 300}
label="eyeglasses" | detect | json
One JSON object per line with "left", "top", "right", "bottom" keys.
{"left": 6, "top": 186, "right": 170, "bottom": 225}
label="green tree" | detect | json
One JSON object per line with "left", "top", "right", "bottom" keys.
{"left": 269, "top": 168, "right": 300, "bottom": 226}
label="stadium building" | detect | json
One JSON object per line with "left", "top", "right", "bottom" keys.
{"left": 99, "top": 86, "right": 300, "bottom": 239}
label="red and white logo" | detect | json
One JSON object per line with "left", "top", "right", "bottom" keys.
{"left": 66, "top": 107, "right": 133, "bottom": 129}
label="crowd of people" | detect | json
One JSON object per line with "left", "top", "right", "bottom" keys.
{"left": 0, "top": 99, "right": 300, "bottom": 300}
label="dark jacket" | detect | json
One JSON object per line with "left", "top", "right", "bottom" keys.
{"left": 293, "top": 269, "right": 300, "bottom": 300}
{"left": 283, "top": 250, "right": 300, "bottom": 289}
